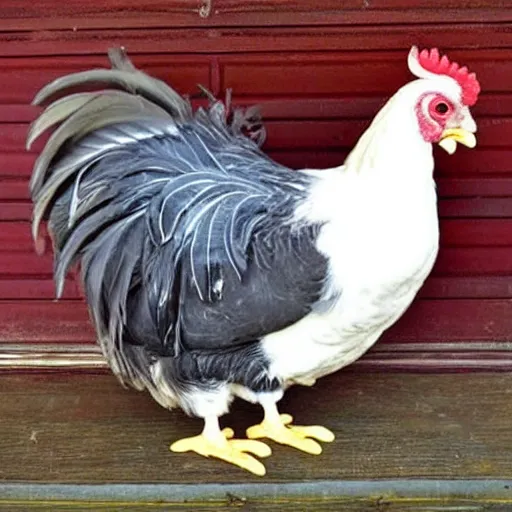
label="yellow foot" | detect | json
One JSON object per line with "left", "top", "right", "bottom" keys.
{"left": 170, "top": 427, "right": 271, "bottom": 476}
{"left": 246, "top": 414, "right": 335, "bottom": 455}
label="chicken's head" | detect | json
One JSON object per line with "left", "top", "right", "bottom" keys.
{"left": 408, "top": 46, "right": 480, "bottom": 155}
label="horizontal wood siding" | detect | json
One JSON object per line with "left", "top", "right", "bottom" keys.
{"left": 0, "top": 1, "right": 511, "bottom": 368}
{"left": 1, "top": 1, "right": 512, "bottom": 30}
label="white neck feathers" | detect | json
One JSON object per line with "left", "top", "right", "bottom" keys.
{"left": 343, "top": 86, "right": 434, "bottom": 180}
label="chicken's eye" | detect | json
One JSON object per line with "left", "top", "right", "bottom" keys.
{"left": 428, "top": 97, "right": 454, "bottom": 121}
{"left": 435, "top": 102, "right": 449, "bottom": 115}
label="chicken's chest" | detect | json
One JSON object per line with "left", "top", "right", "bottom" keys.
{"left": 321, "top": 178, "right": 439, "bottom": 300}
{"left": 264, "top": 177, "right": 439, "bottom": 383}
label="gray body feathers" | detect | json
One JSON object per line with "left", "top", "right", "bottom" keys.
{"left": 29, "top": 49, "right": 329, "bottom": 410}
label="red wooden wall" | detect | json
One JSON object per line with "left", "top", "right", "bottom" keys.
{"left": 1, "top": 1, "right": 512, "bottom": 369}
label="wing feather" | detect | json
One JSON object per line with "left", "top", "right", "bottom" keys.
{"left": 29, "top": 47, "right": 326, "bottom": 390}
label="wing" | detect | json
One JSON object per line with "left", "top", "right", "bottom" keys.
{"left": 143, "top": 209, "right": 329, "bottom": 356}
{"left": 67, "top": 128, "right": 329, "bottom": 358}
{"left": 186, "top": 226, "right": 329, "bottom": 347}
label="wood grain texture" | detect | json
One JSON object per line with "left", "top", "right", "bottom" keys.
{"left": 1, "top": 25, "right": 512, "bottom": 57}
{"left": 1, "top": 0, "right": 511, "bottom": 32}
{"left": 1, "top": 372, "right": 512, "bottom": 484}
{"left": 6, "top": 346, "right": 512, "bottom": 372}
{"left": 0, "top": 56, "right": 211, "bottom": 104}
{"left": 1, "top": 499, "right": 512, "bottom": 511}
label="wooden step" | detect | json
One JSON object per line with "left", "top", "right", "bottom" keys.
{"left": 1, "top": 371, "right": 512, "bottom": 510}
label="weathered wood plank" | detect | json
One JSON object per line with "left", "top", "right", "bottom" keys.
{"left": 1, "top": 1, "right": 511, "bottom": 32}
{"left": 0, "top": 56, "right": 211, "bottom": 104}
{"left": 380, "top": 298, "right": 512, "bottom": 342}
{"left": 0, "top": 301, "right": 93, "bottom": 342}
{"left": 1, "top": 372, "right": 512, "bottom": 485}
{"left": 220, "top": 51, "right": 512, "bottom": 97}
{"left": 5, "top": 342, "right": 512, "bottom": 371}
{"left": 1, "top": 496, "right": 512, "bottom": 511}
{"left": 0, "top": 222, "right": 40, "bottom": 252}
{"left": 433, "top": 247, "right": 512, "bottom": 275}
{"left": 0, "top": 25, "right": 511, "bottom": 57}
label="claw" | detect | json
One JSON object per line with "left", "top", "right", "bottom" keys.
{"left": 247, "top": 413, "right": 335, "bottom": 455}
{"left": 170, "top": 423, "right": 271, "bottom": 476}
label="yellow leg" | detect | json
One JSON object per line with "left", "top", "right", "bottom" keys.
{"left": 170, "top": 415, "right": 271, "bottom": 476}
{"left": 246, "top": 399, "right": 335, "bottom": 455}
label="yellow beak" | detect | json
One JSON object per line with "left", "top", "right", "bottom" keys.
{"left": 438, "top": 128, "right": 477, "bottom": 155}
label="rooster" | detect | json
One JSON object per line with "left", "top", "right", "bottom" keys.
{"left": 28, "top": 46, "right": 480, "bottom": 475}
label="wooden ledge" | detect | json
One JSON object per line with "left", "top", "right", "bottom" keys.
{"left": 1, "top": 481, "right": 512, "bottom": 511}
{"left": 1, "top": 371, "right": 512, "bottom": 509}
{"left": 3, "top": 342, "right": 512, "bottom": 371}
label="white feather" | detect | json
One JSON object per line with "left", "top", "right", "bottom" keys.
{"left": 407, "top": 46, "right": 438, "bottom": 81}
{"left": 262, "top": 80, "right": 443, "bottom": 385}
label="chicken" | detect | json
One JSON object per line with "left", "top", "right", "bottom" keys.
{"left": 28, "top": 46, "right": 480, "bottom": 475}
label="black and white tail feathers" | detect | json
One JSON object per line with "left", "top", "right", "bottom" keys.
{"left": 28, "top": 48, "right": 316, "bottom": 393}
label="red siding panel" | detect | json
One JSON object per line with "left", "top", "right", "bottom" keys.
{"left": 0, "top": 2, "right": 511, "bottom": 368}
{"left": 1, "top": 1, "right": 511, "bottom": 31}
{"left": 0, "top": 301, "right": 93, "bottom": 343}
{"left": 0, "top": 56, "right": 211, "bottom": 104}
{"left": 382, "top": 299, "right": 512, "bottom": 343}
{"left": 1, "top": 26, "right": 512, "bottom": 57}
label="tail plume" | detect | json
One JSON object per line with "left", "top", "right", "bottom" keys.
{"left": 27, "top": 48, "right": 270, "bottom": 391}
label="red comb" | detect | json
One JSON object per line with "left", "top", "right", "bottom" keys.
{"left": 418, "top": 48, "right": 480, "bottom": 106}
